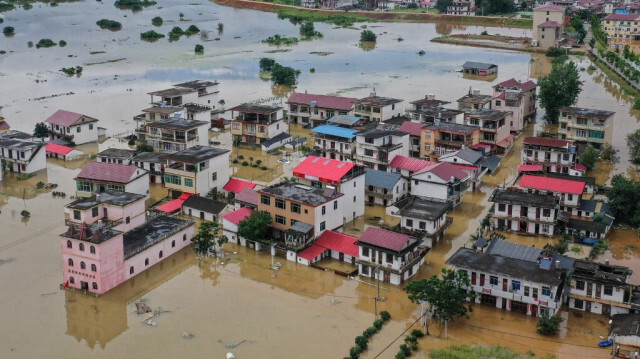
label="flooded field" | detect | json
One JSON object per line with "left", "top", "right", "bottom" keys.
{"left": 0, "top": 0, "right": 639, "bottom": 358}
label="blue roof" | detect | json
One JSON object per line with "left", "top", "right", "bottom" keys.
{"left": 327, "top": 115, "right": 362, "bottom": 126}
{"left": 365, "top": 168, "right": 402, "bottom": 190}
{"left": 312, "top": 125, "right": 358, "bottom": 139}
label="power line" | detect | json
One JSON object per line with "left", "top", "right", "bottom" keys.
{"left": 371, "top": 315, "right": 422, "bottom": 359}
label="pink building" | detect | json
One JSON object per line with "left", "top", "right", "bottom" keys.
{"left": 61, "top": 191, "right": 195, "bottom": 295}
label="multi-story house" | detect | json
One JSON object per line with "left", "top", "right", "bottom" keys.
{"left": 292, "top": 156, "right": 366, "bottom": 224}
{"left": 354, "top": 129, "right": 409, "bottom": 171}
{"left": 0, "top": 106, "right": 9, "bottom": 134}
{"left": 536, "top": 21, "right": 564, "bottom": 49}
{"left": 130, "top": 152, "right": 167, "bottom": 184}
{"left": 569, "top": 259, "right": 634, "bottom": 316}
{"left": 137, "top": 118, "right": 209, "bottom": 153}
{"left": 397, "top": 121, "right": 427, "bottom": 158}
{"left": 389, "top": 155, "right": 437, "bottom": 178}
{"left": 447, "top": 244, "right": 569, "bottom": 317}
{"left": 327, "top": 114, "right": 368, "bottom": 128}
{"left": 465, "top": 109, "right": 513, "bottom": 153}
{"left": 557, "top": 107, "right": 615, "bottom": 149}
{"left": 353, "top": 92, "right": 404, "bottom": 122}
{"left": 409, "top": 94, "right": 450, "bottom": 113}
{"left": 490, "top": 188, "right": 559, "bottom": 236}
{"left": 521, "top": 137, "right": 577, "bottom": 174}
{"left": 75, "top": 162, "right": 149, "bottom": 198}
{"left": 492, "top": 79, "right": 537, "bottom": 132}
{"left": 532, "top": 5, "right": 566, "bottom": 48}
{"left": 603, "top": 13, "right": 640, "bottom": 48}
{"left": 95, "top": 148, "right": 136, "bottom": 165}
{"left": 356, "top": 227, "right": 427, "bottom": 285}
{"left": 408, "top": 106, "right": 465, "bottom": 125}
{"left": 286, "top": 92, "right": 356, "bottom": 127}
{"left": 386, "top": 195, "right": 452, "bottom": 247}
{"left": 447, "top": 0, "right": 475, "bottom": 15}
{"left": 311, "top": 125, "right": 358, "bottom": 161}
{"left": 457, "top": 90, "right": 493, "bottom": 112}
{"left": 229, "top": 104, "right": 288, "bottom": 148}
{"left": 148, "top": 80, "right": 219, "bottom": 107}
{"left": 566, "top": 199, "right": 615, "bottom": 240}
{"left": 438, "top": 147, "right": 485, "bottom": 190}
{"left": 45, "top": 110, "right": 100, "bottom": 145}
{"left": 461, "top": 62, "right": 498, "bottom": 77}
{"left": 364, "top": 168, "right": 408, "bottom": 206}
{"left": 420, "top": 121, "right": 480, "bottom": 160}
{"left": 410, "top": 161, "right": 469, "bottom": 206}
{"left": 221, "top": 207, "right": 252, "bottom": 247}
{"left": 519, "top": 174, "right": 585, "bottom": 211}
{"left": 0, "top": 137, "right": 46, "bottom": 176}
{"left": 163, "top": 146, "right": 230, "bottom": 198}
{"left": 61, "top": 191, "right": 195, "bottom": 295}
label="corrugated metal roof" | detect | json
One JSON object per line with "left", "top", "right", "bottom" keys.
{"left": 221, "top": 207, "right": 252, "bottom": 225}
{"left": 224, "top": 178, "right": 257, "bottom": 194}
{"left": 311, "top": 125, "right": 358, "bottom": 139}
{"left": 519, "top": 174, "right": 585, "bottom": 194}
{"left": 293, "top": 156, "right": 356, "bottom": 184}
{"left": 365, "top": 168, "right": 402, "bottom": 190}
{"left": 357, "top": 227, "right": 411, "bottom": 252}
{"left": 486, "top": 239, "right": 542, "bottom": 262}
{"left": 327, "top": 115, "right": 363, "bottom": 126}
{"left": 287, "top": 92, "right": 356, "bottom": 111}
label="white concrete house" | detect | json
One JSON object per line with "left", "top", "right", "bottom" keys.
{"left": 0, "top": 138, "right": 46, "bottom": 176}
{"left": 569, "top": 259, "right": 634, "bottom": 316}
{"left": 522, "top": 137, "right": 577, "bottom": 174}
{"left": 410, "top": 162, "right": 469, "bottom": 206}
{"left": 130, "top": 152, "right": 167, "bottom": 184}
{"left": 138, "top": 118, "right": 209, "bottom": 153}
{"left": 353, "top": 92, "right": 404, "bottom": 122}
{"left": 181, "top": 196, "right": 228, "bottom": 221}
{"left": 45, "top": 110, "right": 100, "bottom": 145}
{"left": 386, "top": 195, "right": 452, "bottom": 247}
{"left": 221, "top": 207, "right": 252, "bottom": 247}
{"left": 74, "top": 162, "right": 149, "bottom": 198}
{"left": 490, "top": 188, "right": 558, "bottom": 236}
{"left": 163, "top": 146, "right": 230, "bottom": 198}
{"left": 148, "top": 80, "right": 219, "bottom": 107}
{"left": 354, "top": 129, "right": 409, "bottom": 172}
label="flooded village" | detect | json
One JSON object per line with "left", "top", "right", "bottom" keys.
{"left": 2, "top": 0, "right": 640, "bottom": 358}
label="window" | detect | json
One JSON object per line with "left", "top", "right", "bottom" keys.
{"left": 91, "top": 264, "right": 97, "bottom": 272}
{"left": 69, "top": 277, "right": 75, "bottom": 284}
{"left": 183, "top": 234, "right": 187, "bottom": 242}
{"left": 512, "top": 280, "right": 521, "bottom": 290}
{"left": 76, "top": 181, "right": 93, "bottom": 192}
{"left": 533, "top": 287, "right": 539, "bottom": 299}
{"left": 275, "top": 215, "right": 286, "bottom": 225}
{"left": 73, "top": 210, "right": 81, "bottom": 220}
{"left": 373, "top": 107, "right": 381, "bottom": 113}
{"left": 541, "top": 286, "right": 551, "bottom": 297}
{"left": 212, "top": 172, "right": 217, "bottom": 181}
{"left": 159, "top": 250, "right": 163, "bottom": 258}
{"left": 79, "top": 243, "right": 85, "bottom": 251}
{"left": 405, "top": 219, "right": 413, "bottom": 227}
{"left": 184, "top": 178, "right": 194, "bottom": 187}
{"left": 92, "top": 207, "right": 99, "bottom": 217}
{"left": 164, "top": 174, "right": 182, "bottom": 186}
{"left": 490, "top": 276, "right": 498, "bottom": 285}
{"left": 364, "top": 149, "right": 374, "bottom": 157}
{"left": 92, "top": 282, "right": 98, "bottom": 290}
{"left": 89, "top": 124, "right": 94, "bottom": 130}
{"left": 386, "top": 253, "right": 393, "bottom": 263}
{"left": 261, "top": 195, "right": 271, "bottom": 205}
{"left": 542, "top": 208, "right": 551, "bottom": 217}
{"left": 80, "top": 261, "right": 86, "bottom": 270}
{"left": 498, "top": 204, "right": 506, "bottom": 212}
{"left": 290, "top": 219, "right": 297, "bottom": 226}
{"left": 524, "top": 286, "right": 530, "bottom": 296}
{"left": 604, "top": 285, "right": 613, "bottom": 296}
{"left": 320, "top": 221, "right": 326, "bottom": 231}
{"left": 76, "top": 127, "right": 81, "bottom": 133}
{"left": 66, "top": 240, "right": 72, "bottom": 249}
{"left": 322, "top": 206, "right": 326, "bottom": 215}
{"left": 291, "top": 203, "right": 301, "bottom": 213}
{"left": 68, "top": 258, "right": 74, "bottom": 267}
{"left": 126, "top": 217, "right": 130, "bottom": 224}
{"left": 362, "top": 247, "right": 370, "bottom": 257}
{"left": 89, "top": 246, "right": 95, "bottom": 254}
{"left": 130, "top": 266, "right": 135, "bottom": 274}
{"left": 574, "top": 299, "right": 584, "bottom": 309}
{"left": 333, "top": 201, "right": 338, "bottom": 210}
{"left": 275, "top": 199, "right": 286, "bottom": 209}
{"left": 145, "top": 258, "right": 149, "bottom": 266}
{"left": 567, "top": 194, "right": 573, "bottom": 201}
{"left": 575, "top": 129, "right": 588, "bottom": 138}
{"left": 495, "top": 100, "right": 501, "bottom": 106}
{"left": 172, "top": 240, "right": 176, "bottom": 248}
{"left": 419, "top": 221, "right": 426, "bottom": 230}
{"left": 311, "top": 181, "right": 323, "bottom": 189}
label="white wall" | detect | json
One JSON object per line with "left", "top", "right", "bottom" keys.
{"left": 125, "top": 174, "right": 151, "bottom": 197}
{"left": 68, "top": 123, "right": 99, "bottom": 145}
{"left": 313, "top": 198, "right": 343, "bottom": 234}
{"left": 411, "top": 177, "right": 449, "bottom": 201}
{"left": 340, "top": 174, "right": 365, "bottom": 222}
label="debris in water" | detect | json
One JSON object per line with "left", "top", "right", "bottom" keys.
{"left": 182, "top": 331, "right": 194, "bottom": 339}
{"left": 144, "top": 319, "right": 157, "bottom": 326}
{"left": 0, "top": 257, "right": 16, "bottom": 267}
{"left": 226, "top": 339, "right": 246, "bottom": 349}
{"left": 135, "top": 301, "right": 152, "bottom": 315}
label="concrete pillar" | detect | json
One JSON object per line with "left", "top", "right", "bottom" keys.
{"left": 506, "top": 299, "right": 511, "bottom": 311}
{"left": 496, "top": 298, "right": 503, "bottom": 309}
{"left": 526, "top": 303, "right": 532, "bottom": 316}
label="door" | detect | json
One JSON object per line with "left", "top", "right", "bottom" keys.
{"left": 480, "top": 274, "right": 485, "bottom": 286}
{"left": 200, "top": 211, "right": 205, "bottom": 220}
{"left": 587, "top": 282, "right": 593, "bottom": 297}
{"left": 81, "top": 281, "right": 89, "bottom": 291}
{"left": 603, "top": 305, "right": 611, "bottom": 316}
{"left": 339, "top": 253, "right": 344, "bottom": 262}
{"left": 503, "top": 278, "right": 508, "bottom": 292}
{"left": 502, "top": 298, "right": 507, "bottom": 309}
{"left": 103, "top": 208, "right": 108, "bottom": 218}
{"left": 472, "top": 272, "right": 477, "bottom": 285}
{"left": 585, "top": 301, "right": 592, "bottom": 312}
{"left": 595, "top": 284, "right": 602, "bottom": 299}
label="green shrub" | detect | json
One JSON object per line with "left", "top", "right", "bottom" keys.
{"left": 36, "top": 39, "right": 57, "bottom": 48}
{"left": 27, "top": 41, "right": 33, "bottom": 48}
{"left": 152, "top": 16, "right": 163, "bottom": 26}
{"left": 363, "top": 326, "right": 377, "bottom": 338}
{"left": 355, "top": 336, "right": 368, "bottom": 351}
{"left": 136, "top": 143, "right": 153, "bottom": 152}
{"left": 400, "top": 344, "right": 412, "bottom": 356}
{"left": 380, "top": 311, "right": 391, "bottom": 321}
{"left": 194, "top": 44, "right": 204, "bottom": 53}
{"left": 545, "top": 47, "right": 565, "bottom": 57}
{"left": 360, "top": 30, "right": 376, "bottom": 42}
{"left": 114, "top": 0, "right": 157, "bottom": 8}
{"left": 186, "top": 25, "right": 200, "bottom": 35}
{"left": 218, "top": 22, "right": 224, "bottom": 32}
{"left": 349, "top": 346, "right": 361, "bottom": 359}
{"left": 241, "top": 161, "right": 249, "bottom": 166}
{"left": 395, "top": 352, "right": 406, "bottom": 359}
{"left": 59, "top": 40, "right": 67, "bottom": 47}
{"left": 140, "top": 30, "right": 165, "bottom": 41}
{"left": 60, "top": 66, "right": 83, "bottom": 76}
{"left": 96, "top": 19, "right": 122, "bottom": 30}
{"left": 407, "top": 2, "right": 418, "bottom": 9}
{"left": 410, "top": 329, "right": 424, "bottom": 338}
{"left": 3, "top": 26, "right": 14, "bottom": 35}
{"left": 373, "top": 318, "right": 384, "bottom": 330}
{"left": 20, "top": 210, "right": 30, "bottom": 218}
{"left": 232, "top": 159, "right": 239, "bottom": 164}
{"left": 36, "top": 181, "right": 45, "bottom": 189}
{"left": 260, "top": 166, "right": 267, "bottom": 170}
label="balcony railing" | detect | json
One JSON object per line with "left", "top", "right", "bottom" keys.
{"left": 365, "top": 190, "right": 393, "bottom": 200}
{"left": 65, "top": 217, "right": 123, "bottom": 230}
{"left": 435, "top": 138, "right": 471, "bottom": 147}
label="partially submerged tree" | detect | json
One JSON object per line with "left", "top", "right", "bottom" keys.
{"left": 536, "top": 312, "right": 563, "bottom": 335}
{"left": 579, "top": 144, "right": 598, "bottom": 172}
{"left": 538, "top": 61, "right": 583, "bottom": 124}
{"left": 259, "top": 57, "right": 276, "bottom": 72}
{"left": 237, "top": 210, "right": 272, "bottom": 244}
{"left": 627, "top": 129, "right": 640, "bottom": 164}
{"left": 360, "top": 29, "right": 377, "bottom": 42}
{"left": 192, "top": 221, "right": 228, "bottom": 257}
{"left": 607, "top": 174, "right": 640, "bottom": 228}
{"left": 405, "top": 268, "right": 476, "bottom": 338}
{"left": 435, "top": 0, "right": 452, "bottom": 13}
{"left": 33, "top": 122, "right": 50, "bottom": 141}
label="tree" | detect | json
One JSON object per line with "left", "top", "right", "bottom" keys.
{"left": 33, "top": 122, "right": 50, "bottom": 140}
{"left": 3, "top": 26, "right": 14, "bottom": 35}
{"left": 194, "top": 44, "right": 204, "bottom": 53}
{"left": 299, "top": 21, "right": 320, "bottom": 38}
{"left": 192, "top": 221, "right": 228, "bottom": 257}
{"left": 360, "top": 29, "right": 377, "bottom": 42}
{"left": 536, "top": 313, "right": 563, "bottom": 335}
{"left": 538, "top": 61, "right": 583, "bottom": 124}
{"left": 570, "top": 16, "right": 587, "bottom": 43}
{"left": 627, "top": 129, "right": 640, "bottom": 164}
{"left": 237, "top": 210, "right": 272, "bottom": 244}
{"left": 407, "top": 2, "right": 418, "bottom": 9}
{"left": 151, "top": 16, "right": 163, "bottom": 26}
{"left": 579, "top": 144, "right": 598, "bottom": 172}
{"left": 259, "top": 57, "right": 276, "bottom": 72}
{"left": 135, "top": 143, "right": 153, "bottom": 152}
{"left": 270, "top": 63, "right": 300, "bottom": 87}
{"left": 405, "top": 268, "right": 476, "bottom": 338}
{"left": 435, "top": 0, "right": 452, "bottom": 13}
{"left": 607, "top": 174, "right": 640, "bottom": 227}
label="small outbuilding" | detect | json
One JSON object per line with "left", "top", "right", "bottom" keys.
{"left": 462, "top": 61, "right": 498, "bottom": 76}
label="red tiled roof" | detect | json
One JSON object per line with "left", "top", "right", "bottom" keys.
{"left": 453, "top": 164, "right": 478, "bottom": 171}
{"left": 535, "top": 4, "right": 565, "bottom": 11}
{"left": 519, "top": 80, "right": 537, "bottom": 91}
{"left": 494, "top": 93, "right": 506, "bottom": 100}
{"left": 496, "top": 134, "right": 515, "bottom": 149}
{"left": 416, "top": 162, "right": 468, "bottom": 181}
{"left": 293, "top": 156, "right": 356, "bottom": 184}
{"left": 517, "top": 164, "right": 543, "bottom": 172}
{"left": 315, "top": 230, "right": 359, "bottom": 258}
{"left": 524, "top": 137, "right": 572, "bottom": 148}
{"left": 398, "top": 122, "right": 426, "bottom": 137}
{"left": 287, "top": 92, "right": 357, "bottom": 111}
{"left": 519, "top": 174, "right": 585, "bottom": 194}
{"left": 495, "top": 78, "right": 537, "bottom": 91}
{"left": 0, "top": 121, "right": 10, "bottom": 130}
{"left": 470, "top": 143, "right": 491, "bottom": 150}
{"left": 495, "top": 78, "right": 519, "bottom": 88}
{"left": 538, "top": 21, "right": 562, "bottom": 28}
{"left": 235, "top": 188, "right": 258, "bottom": 206}
{"left": 221, "top": 207, "right": 252, "bottom": 225}
{"left": 357, "top": 227, "right": 411, "bottom": 252}
{"left": 389, "top": 155, "right": 437, "bottom": 172}
{"left": 156, "top": 193, "right": 191, "bottom": 213}
{"left": 297, "top": 244, "right": 327, "bottom": 261}
{"left": 46, "top": 143, "right": 73, "bottom": 156}
{"left": 45, "top": 110, "right": 90, "bottom": 127}
{"left": 572, "top": 164, "right": 587, "bottom": 172}
{"left": 605, "top": 13, "right": 640, "bottom": 21}
{"left": 224, "top": 178, "right": 257, "bottom": 194}
{"left": 75, "top": 161, "right": 143, "bottom": 183}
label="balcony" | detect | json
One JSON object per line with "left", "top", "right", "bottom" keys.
{"left": 383, "top": 217, "right": 453, "bottom": 239}
{"left": 365, "top": 190, "right": 393, "bottom": 201}
{"left": 491, "top": 213, "right": 556, "bottom": 225}
{"left": 65, "top": 217, "right": 123, "bottom": 230}
{"left": 355, "top": 247, "right": 428, "bottom": 275}
{"left": 435, "top": 138, "right": 471, "bottom": 147}
{"left": 481, "top": 124, "right": 499, "bottom": 132}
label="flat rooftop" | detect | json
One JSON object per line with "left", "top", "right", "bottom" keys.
{"left": 96, "top": 148, "right": 136, "bottom": 160}
{"left": 424, "top": 121, "right": 478, "bottom": 134}
{"left": 489, "top": 189, "right": 557, "bottom": 208}
{"left": 66, "top": 191, "right": 146, "bottom": 210}
{"left": 457, "top": 93, "right": 493, "bottom": 104}
{"left": 468, "top": 108, "right": 511, "bottom": 120}
{"left": 130, "top": 151, "right": 167, "bottom": 163}
{"left": 356, "top": 95, "right": 403, "bottom": 107}
{"left": 229, "top": 103, "right": 282, "bottom": 114}
{"left": 183, "top": 103, "right": 212, "bottom": 113}
{"left": 409, "top": 106, "right": 463, "bottom": 118}
{"left": 0, "top": 138, "right": 42, "bottom": 151}
{"left": 146, "top": 118, "right": 208, "bottom": 130}
{"left": 410, "top": 97, "right": 450, "bottom": 107}
{"left": 148, "top": 87, "right": 194, "bottom": 98}
{"left": 164, "top": 145, "right": 229, "bottom": 164}
{"left": 123, "top": 215, "right": 193, "bottom": 259}
{"left": 173, "top": 80, "right": 219, "bottom": 89}
{"left": 141, "top": 106, "right": 183, "bottom": 114}
{"left": 259, "top": 181, "right": 342, "bottom": 206}
{"left": 394, "top": 195, "right": 452, "bottom": 221}
{"left": 560, "top": 107, "right": 615, "bottom": 119}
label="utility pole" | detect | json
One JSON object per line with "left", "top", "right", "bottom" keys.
{"left": 374, "top": 264, "right": 381, "bottom": 319}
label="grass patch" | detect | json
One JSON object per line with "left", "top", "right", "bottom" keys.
{"left": 429, "top": 345, "right": 546, "bottom": 359}
{"left": 264, "top": 49, "right": 291, "bottom": 53}
{"left": 115, "top": 0, "right": 157, "bottom": 10}
{"left": 0, "top": 2, "right": 15, "bottom": 12}
{"left": 277, "top": 8, "right": 371, "bottom": 27}
{"left": 60, "top": 66, "right": 83, "bottom": 76}
{"left": 89, "top": 51, "right": 106, "bottom": 55}
{"left": 140, "top": 30, "right": 165, "bottom": 41}
{"left": 96, "top": 19, "right": 122, "bottom": 31}
{"left": 262, "top": 34, "right": 298, "bottom": 46}
{"left": 309, "top": 51, "right": 333, "bottom": 56}
{"left": 168, "top": 25, "right": 200, "bottom": 41}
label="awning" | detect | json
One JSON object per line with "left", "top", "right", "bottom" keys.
{"left": 572, "top": 164, "right": 586, "bottom": 172}
{"left": 46, "top": 143, "right": 73, "bottom": 156}
{"left": 517, "top": 164, "right": 543, "bottom": 172}
{"left": 297, "top": 244, "right": 326, "bottom": 261}
{"left": 156, "top": 193, "right": 191, "bottom": 213}
{"left": 223, "top": 178, "right": 257, "bottom": 194}
{"left": 496, "top": 134, "right": 515, "bottom": 149}
{"left": 469, "top": 144, "right": 491, "bottom": 150}
{"left": 288, "top": 221, "right": 314, "bottom": 234}
{"left": 452, "top": 164, "right": 478, "bottom": 171}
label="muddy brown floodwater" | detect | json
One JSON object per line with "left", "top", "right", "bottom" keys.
{"left": 1, "top": 0, "right": 639, "bottom": 358}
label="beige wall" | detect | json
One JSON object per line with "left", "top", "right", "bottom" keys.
{"left": 533, "top": 9, "right": 565, "bottom": 40}
{"left": 258, "top": 196, "right": 316, "bottom": 232}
